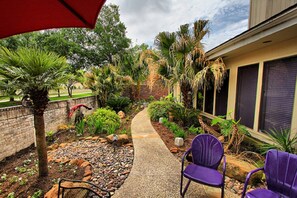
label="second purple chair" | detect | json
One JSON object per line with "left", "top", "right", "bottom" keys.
{"left": 180, "top": 134, "right": 226, "bottom": 198}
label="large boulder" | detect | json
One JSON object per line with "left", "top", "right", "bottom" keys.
{"left": 219, "top": 154, "right": 263, "bottom": 184}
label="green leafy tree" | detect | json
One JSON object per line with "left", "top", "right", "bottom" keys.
{"left": 0, "top": 79, "right": 17, "bottom": 101}
{"left": 142, "top": 20, "right": 226, "bottom": 109}
{"left": 0, "top": 47, "right": 69, "bottom": 177}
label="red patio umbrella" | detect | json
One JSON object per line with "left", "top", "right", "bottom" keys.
{"left": 0, "top": 0, "right": 106, "bottom": 39}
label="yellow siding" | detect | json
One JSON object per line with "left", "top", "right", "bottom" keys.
{"left": 249, "top": 0, "right": 297, "bottom": 28}
{"left": 224, "top": 36, "right": 297, "bottom": 135}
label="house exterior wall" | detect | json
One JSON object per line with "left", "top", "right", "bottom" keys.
{"left": 222, "top": 35, "right": 297, "bottom": 137}
{"left": 249, "top": 0, "right": 297, "bottom": 28}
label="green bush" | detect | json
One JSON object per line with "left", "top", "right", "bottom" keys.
{"left": 86, "top": 108, "right": 120, "bottom": 134}
{"left": 172, "top": 107, "right": 200, "bottom": 127}
{"left": 107, "top": 95, "right": 131, "bottom": 112}
{"left": 188, "top": 125, "right": 202, "bottom": 135}
{"left": 148, "top": 100, "right": 183, "bottom": 121}
{"left": 161, "top": 118, "right": 186, "bottom": 139}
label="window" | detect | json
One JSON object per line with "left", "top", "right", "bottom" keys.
{"left": 204, "top": 85, "right": 214, "bottom": 114}
{"left": 260, "top": 56, "right": 297, "bottom": 132}
{"left": 215, "top": 70, "right": 229, "bottom": 116}
{"left": 235, "top": 64, "right": 259, "bottom": 129}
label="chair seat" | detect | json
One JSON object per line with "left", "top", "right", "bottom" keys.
{"left": 246, "top": 189, "right": 284, "bottom": 198}
{"left": 183, "top": 163, "right": 223, "bottom": 187}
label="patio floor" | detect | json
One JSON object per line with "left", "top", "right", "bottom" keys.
{"left": 113, "top": 108, "right": 238, "bottom": 198}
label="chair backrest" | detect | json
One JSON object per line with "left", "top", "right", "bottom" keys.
{"left": 265, "top": 149, "right": 297, "bottom": 197}
{"left": 191, "top": 134, "right": 224, "bottom": 169}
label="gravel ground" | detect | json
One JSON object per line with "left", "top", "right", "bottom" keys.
{"left": 50, "top": 139, "right": 134, "bottom": 196}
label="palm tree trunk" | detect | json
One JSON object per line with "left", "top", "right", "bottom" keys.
{"left": 137, "top": 81, "right": 141, "bottom": 100}
{"left": 34, "top": 113, "right": 48, "bottom": 177}
{"left": 181, "top": 82, "right": 193, "bottom": 109}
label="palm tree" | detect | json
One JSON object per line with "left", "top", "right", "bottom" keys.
{"left": 0, "top": 47, "right": 69, "bottom": 177}
{"left": 84, "top": 65, "right": 131, "bottom": 107}
{"left": 142, "top": 20, "right": 226, "bottom": 109}
{"left": 114, "top": 45, "right": 149, "bottom": 100}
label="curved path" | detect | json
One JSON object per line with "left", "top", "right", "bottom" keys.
{"left": 114, "top": 108, "right": 237, "bottom": 198}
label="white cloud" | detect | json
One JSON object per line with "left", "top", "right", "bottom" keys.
{"left": 107, "top": 0, "right": 249, "bottom": 50}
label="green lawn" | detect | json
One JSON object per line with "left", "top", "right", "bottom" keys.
{"left": 0, "top": 92, "right": 94, "bottom": 108}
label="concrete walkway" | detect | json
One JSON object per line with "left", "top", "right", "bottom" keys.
{"left": 113, "top": 108, "right": 237, "bottom": 198}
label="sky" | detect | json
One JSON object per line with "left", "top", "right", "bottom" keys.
{"left": 107, "top": 0, "right": 250, "bottom": 51}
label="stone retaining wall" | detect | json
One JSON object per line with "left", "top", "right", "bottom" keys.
{"left": 0, "top": 96, "right": 97, "bottom": 161}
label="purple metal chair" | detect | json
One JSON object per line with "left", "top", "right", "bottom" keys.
{"left": 180, "top": 134, "right": 226, "bottom": 198}
{"left": 242, "top": 149, "right": 297, "bottom": 198}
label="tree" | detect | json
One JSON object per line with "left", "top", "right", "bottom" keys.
{"left": 0, "top": 79, "right": 17, "bottom": 101}
{"left": 0, "top": 47, "right": 69, "bottom": 177}
{"left": 114, "top": 44, "right": 149, "bottom": 100}
{"left": 84, "top": 65, "right": 131, "bottom": 107}
{"left": 142, "top": 20, "right": 226, "bottom": 109}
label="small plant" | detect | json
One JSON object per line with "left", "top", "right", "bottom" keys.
{"left": 188, "top": 125, "right": 200, "bottom": 134}
{"left": 171, "top": 107, "right": 200, "bottom": 127}
{"left": 9, "top": 176, "right": 18, "bottom": 184}
{"left": 174, "top": 128, "right": 186, "bottom": 139}
{"left": 31, "top": 190, "right": 42, "bottom": 198}
{"left": 261, "top": 128, "right": 297, "bottom": 154}
{"left": 120, "top": 129, "right": 127, "bottom": 134}
{"left": 161, "top": 118, "right": 186, "bottom": 139}
{"left": 19, "top": 178, "right": 28, "bottom": 186}
{"left": 1, "top": 174, "right": 7, "bottom": 182}
{"left": 52, "top": 178, "right": 60, "bottom": 184}
{"left": 7, "top": 192, "right": 15, "bottom": 198}
{"left": 27, "top": 169, "right": 36, "bottom": 176}
{"left": 86, "top": 116, "right": 103, "bottom": 134}
{"left": 23, "top": 159, "right": 32, "bottom": 166}
{"left": 211, "top": 113, "right": 249, "bottom": 154}
{"left": 75, "top": 120, "right": 85, "bottom": 136}
{"left": 46, "top": 130, "right": 55, "bottom": 142}
{"left": 15, "top": 166, "right": 27, "bottom": 173}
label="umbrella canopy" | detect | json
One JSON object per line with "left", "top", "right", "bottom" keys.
{"left": 0, "top": 0, "right": 106, "bottom": 39}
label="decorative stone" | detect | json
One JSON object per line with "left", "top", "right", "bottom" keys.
{"left": 118, "top": 111, "right": 125, "bottom": 119}
{"left": 219, "top": 154, "right": 263, "bottom": 183}
{"left": 159, "top": 117, "right": 164, "bottom": 123}
{"left": 80, "top": 161, "right": 90, "bottom": 167}
{"left": 170, "top": 147, "right": 178, "bottom": 153}
{"left": 106, "top": 134, "right": 129, "bottom": 144}
{"left": 174, "top": 137, "right": 184, "bottom": 147}
{"left": 44, "top": 184, "right": 58, "bottom": 198}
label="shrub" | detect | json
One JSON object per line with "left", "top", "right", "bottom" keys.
{"left": 188, "top": 125, "right": 202, "bottom": 135}
{"left": 86, "top": 108, "right": 120, "bottom": 134}
{"left": 148, "top": 100, "right": 183, "bottom": 121}
{"left": 75, "top": 120, "right": 85, "bottom": 136}
{"left": 261, "top": 128, "right": 297, "bottom": 154}
{"left": 107, "top": 95, "right": 131, "bottom": 112}
{"left": 172, "top": 107, "right": 200, "bottom": 127}
{"left": 161, "top": 118, "right": 186, "bottom": 139}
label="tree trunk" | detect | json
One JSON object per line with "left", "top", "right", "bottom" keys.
{"left": 67, "top": 86, "right": 73, "bottom": 98}
{"left": 136, "top": 81, "right": 141, "bottom": 100}
{"left": 181, "top": 82, "right": 193, "bottom": 109}
{"left": 34, "top": 113, "right": 48, "bottom": 177}
{"left": 9, "top": 96, "right": 14, "bottom": 102}
{"left": 57, "top": 89, "right": 61, "bottom": 97}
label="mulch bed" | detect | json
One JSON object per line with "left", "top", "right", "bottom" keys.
{"left": 151, "top": 121, "right": 197, "bottom": 160}
{"left": 0, "top": 145, "right": 85, "bottom": 197}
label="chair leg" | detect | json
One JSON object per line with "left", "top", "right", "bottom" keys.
{"left": 181, "top": 180, "right": 191, "bottom": 197}
{"left": 221, "top": 185, "right": 224, "bottom": 198}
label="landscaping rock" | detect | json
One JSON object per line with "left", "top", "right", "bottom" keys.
{"left": 44, "top": 184, "right": 58, "bottom": 198}
{"left": 51, "top": 140, "right": 134, "bottom": 195}
{"left": 106, "top": 134, "right": 129, "bottom": 144}
{"left": 170, "top": 147, "right": 178, "bottom": 153}
{"left": 220, "top": 154, "right": 263, "bottom": 183}
{"left": 174, "top": 137, "right": 184, "bottom": 147}
{"left": 118, "top": 111, "right": 125, "bottom": 119}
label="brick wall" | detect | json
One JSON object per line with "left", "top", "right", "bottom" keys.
{"left": 123, "top": 80, "right": 168, "bottom": 100}
{"left": 0, "top": 96, "right": 97, "bottom": 161}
